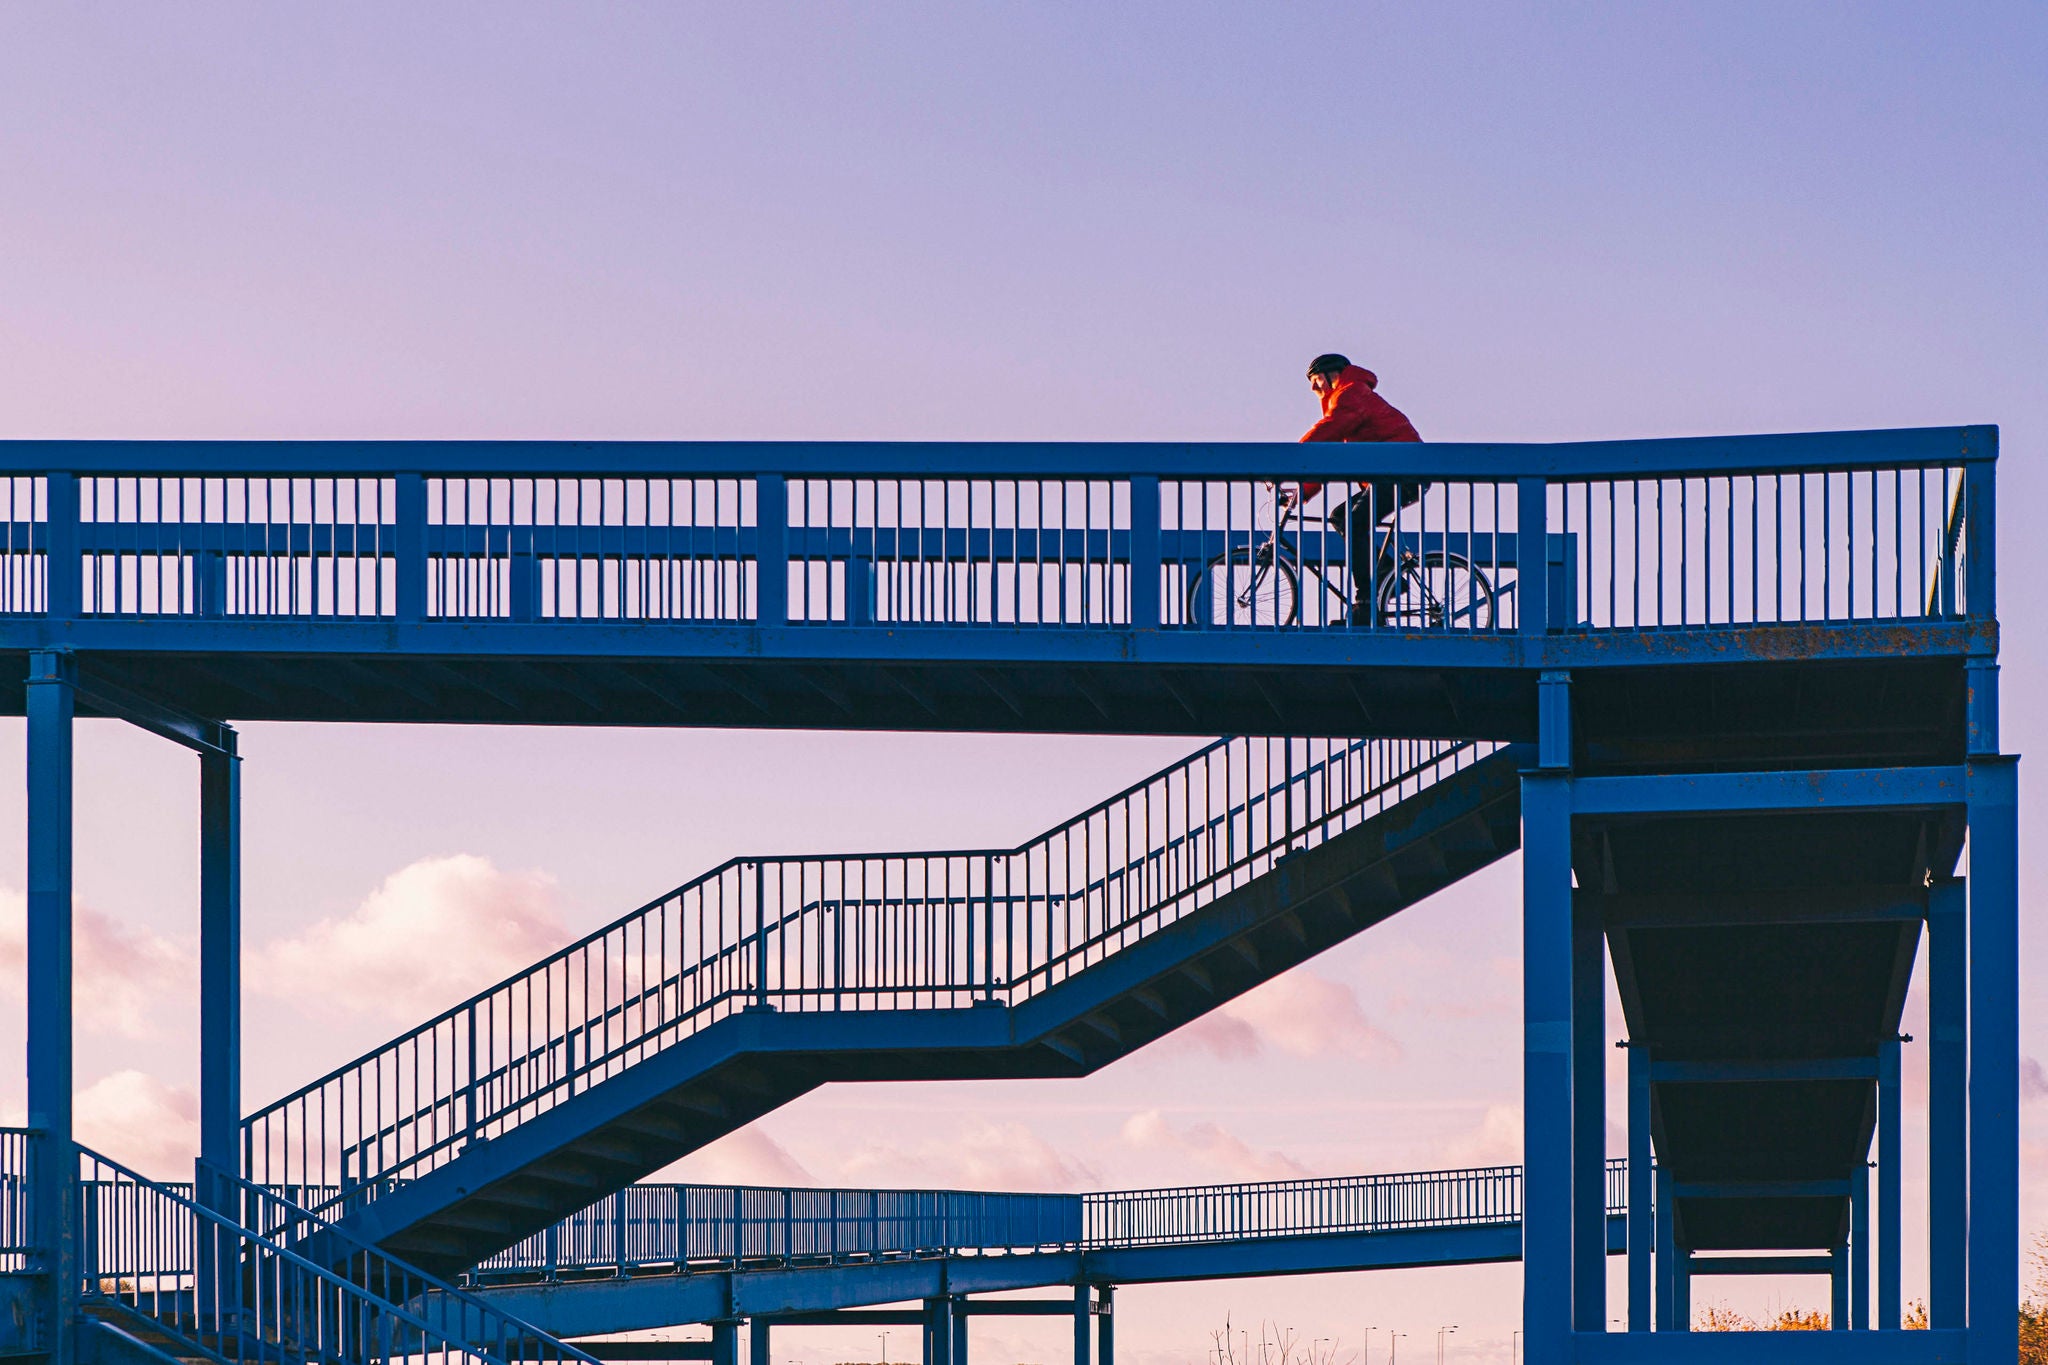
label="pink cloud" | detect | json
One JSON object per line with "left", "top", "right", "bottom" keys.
{"left": 1175, "top": 969, "right": 1400, "bottom": 1064}
{"left": 77, "top": 1070, "right": 199, "bottom": 1179}
{"left": 1443, "top": 1104, "right": 1522, "bottom": 1167}
{"left": 665, "top": 1125, "right": 813, "bottom": 1186}
{"left": 2022, "top": 1057, "right": 2048, "bottom": 1103}
{"left": 249, "top": 855, "right": 567, "bottom": 1022}
{"left": 0, "top": 888, "right": 188, "bottom": 1039}
{"left": 1118, "top": 1109, "right": 1314, "bottom": 1182}
{"left": 839, "top": 1119, "right": 1096, "bottom": 1192}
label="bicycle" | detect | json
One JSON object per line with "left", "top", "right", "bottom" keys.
{"left": 1185, "top": 493, "right": 1498, "bottom": 630}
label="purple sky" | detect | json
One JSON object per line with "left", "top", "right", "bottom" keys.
{"left": 1, "top": 3, "right": 2044, "bottom": 1358}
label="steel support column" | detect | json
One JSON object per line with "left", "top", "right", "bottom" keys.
{"left": 1571, "top": 898, "right": 1605, "bottom": 1332}
{"left": 952, "top": 1298, "right": 969, "bottom": 1365}
{"left": 1967, "top": 755, "right": 2019, "bottom": 1364}
{"left": 925, "top": 1297, "right": 953, "bottom": 1365}
{"left": 1522, "top": 670, "right": 1572, "bottom": 1365}
{"left": 1654, "top": 1169, "right": 1674, "bottom": 1331}
{"left": 25, "top": 650, "right": 75, "bottom": 1365}
{"left": 1673, "top": 1250, "right": 1690, "bottom": 1332}
{"left": 1072, "top": 1285, "right": 1090, "bottom": 1365}
{"left": 750, "top": 1319, "right": 770, "bottom": 1365}
{"left": 711, "top": 1321, "right": 737, "bottom": 1365}
{"left": 1877, "top": 1034, "right": 1901, "bottom": 1330}
{"left": 1095, "top": 1285, "right": 1113, "bottom": 1365}
{"left": 199, "top": 735, "right": 241, "bottom": 1180}
{"left": 1626, "top": 1043, "right": 1651, "bottom": 1331}
{"left": 1927, "top": 879, "right": 1966, "bottom": 1328}
{"left": 1849, "top": 1164, "right": 1869, "bottom": 1330}
{"left": 1830, "top": 1243, "right": 1849, "bottom": 1329}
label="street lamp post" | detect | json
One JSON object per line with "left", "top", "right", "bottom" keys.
{"left": 1510, "top": 1330, "right": 1521, "bottom": 1365}
{"left": 1434, "top": 1326, "right": 1457, "bottom": 1365}
{"left": 1361, "top": 1327, "right": 1375, "bottom": 1365}
{"left": 878, "top": 1332, "right": 890, "bottom": 1365}
{"left": 1388, "top": 1333, "right": 1407, "bottom": 1365}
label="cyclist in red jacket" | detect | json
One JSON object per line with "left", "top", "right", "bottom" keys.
{"left": 1282, "top": 353, "right": 1425, "bottom": 620}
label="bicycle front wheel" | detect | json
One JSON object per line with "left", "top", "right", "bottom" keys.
{"left": 1188, "top": 549, "right": 1300, "bottom": 628}
{"left": 1375, "top": 552, "right": 1497, "bottom": 631}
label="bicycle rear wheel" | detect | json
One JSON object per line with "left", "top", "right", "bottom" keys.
{"left": 1188, "top": 549, "right": 1300, "bottom": 627}
{"left": 1375, "top": 551, "right": 1496, "bottom": 631}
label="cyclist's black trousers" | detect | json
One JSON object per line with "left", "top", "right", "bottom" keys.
{"left": 1331, "top": 481, "right": 1426, "bottom": 606}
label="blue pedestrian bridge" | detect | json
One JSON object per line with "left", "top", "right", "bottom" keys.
{"left": 0, "top": 426, "right": 2013, "bottom": 1365}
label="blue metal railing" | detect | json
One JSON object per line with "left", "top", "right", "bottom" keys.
{"left": 1082, "top": 1160, "right": 1631, "bottom": 1247}
{"left": 78, "top": 1147, "right": 595, "bottom": 1365}
{"left": 474, "top": 1184, "right": 1081, "bottom": 1280}
{"left": 0, "top": 429, "right": 1987, "bottom": 632}
{"left": 0, "top": 1128, "right": 33, "bottom": 1274}
{"left": 247, "top": 733, "right": 1497, "bottom": 1206}
{"left": 464, "top": 1161, "right": 1634, "bottom": 1283}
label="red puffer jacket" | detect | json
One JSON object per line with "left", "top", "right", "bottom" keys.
{"left": 1295, "top": 364, "right": 1421, "bottom": 497}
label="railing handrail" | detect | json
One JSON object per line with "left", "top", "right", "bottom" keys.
{"left": 0, "top": 426, "right": 1993, "bottom": 478}
{"left": 251, "top": 730, "right": 1251, "bottom": 1118}
{"left": 1078, "top": 1157, "right": 1630, "bottom": 1205}
{"left": 77, "top": 1145, "right": 576, "bottom": 1365}
{"left": 196, "top": 1160, "right": 597, "bottom": 1364}
{"left": 247, "top": 734, "right": 1473, "bottom": 1153}
{"left": 468, "top": 1159, "right": 1644, "bottom": 1282}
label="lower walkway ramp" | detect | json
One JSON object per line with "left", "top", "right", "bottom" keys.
{"left": 245, "top": 735, "right": 1527, "bottom": 1277}
{"left": 465, "top": 1164, "right": 1630, "bottom": 1338}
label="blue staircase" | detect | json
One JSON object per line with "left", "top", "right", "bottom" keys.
{"left": 74, "top": 1147, "right": 594, "bottom": 1365}
{"left": 244, "top": 735, "right": 1526, "bottom": 1277}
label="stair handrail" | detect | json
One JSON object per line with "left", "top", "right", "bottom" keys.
{"left": 194, "top": 1160, "right": 600, "bottom": 1365}
{"left": 78, "top": 1145, "right": 595, "bottom": 1365}
{"left": 247, "top": 734, "right": 1490, "bottom": 1200}
{"left": 414, "top": 734, "right": 1483, "bottom": 1149}
{"left": 255, "top": 735, "right": 1247, "bottom": 1138}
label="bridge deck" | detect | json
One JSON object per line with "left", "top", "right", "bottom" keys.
{"left": 0, "top": 428, "right": 1990, "bottom": 739}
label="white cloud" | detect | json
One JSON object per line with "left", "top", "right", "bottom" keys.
{"left": 1443, "top": 1104, "right": 1523, "bottom": 1167}
{"left": 1118, "top": 1109, "right": 1314, "bottom": 1183}
{"left": 1175, "top": 969, "right": 1400, "bottom": 1064}
{"left": 666, "top": 1125, "right": 813, "bottom": 1186}
{"left": 2022, "top": 1056, "right": 2048, "bottom": 1103}
{"left": 77, "top": 1071, "right": 200, "bottom": 1179}
{"left": 249, "top": 855, "right": 568, "bottom": 1022}
{"left": 839, "top": 1119, "right": 1096, "bottom": 1192}
{"left": 0, "top": 888, "right": 188, "bottom": 1038}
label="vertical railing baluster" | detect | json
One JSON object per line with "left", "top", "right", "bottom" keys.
{"left": 395, "top": 473, "right": 425, "bottom": 623}
{"left": 44, "top": 472, "right": 79, "bottom": 622}
{"left": 1129, "top": 474, "right": 1160, "bottom": 630}
{"left": 755, "top": 474, "right": 788, "bottom": 627}
{"left": 1517, "top": 477, "right": 1546, "bottom": 636}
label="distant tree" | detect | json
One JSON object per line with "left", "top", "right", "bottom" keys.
{"left": 2023, "top": 1231, "right": 2048, "bottom": 1365}
{"left": 1695, "top": 1303, "right": 1828, "bottom": 1331}
{"left": 1703, "top": 1227, "right": 2048, "bottom": 1355}
{"left": 1694, "top": 1304, "right": 1755, "bottom": 1331}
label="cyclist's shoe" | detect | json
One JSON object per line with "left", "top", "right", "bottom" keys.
{"left": 1341, "top": 598, "right": 1380, "bottom": 628}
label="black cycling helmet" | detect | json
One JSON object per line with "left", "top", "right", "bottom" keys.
{"left": 1306, "top": 353, "right": 1350, "bottom": 377}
